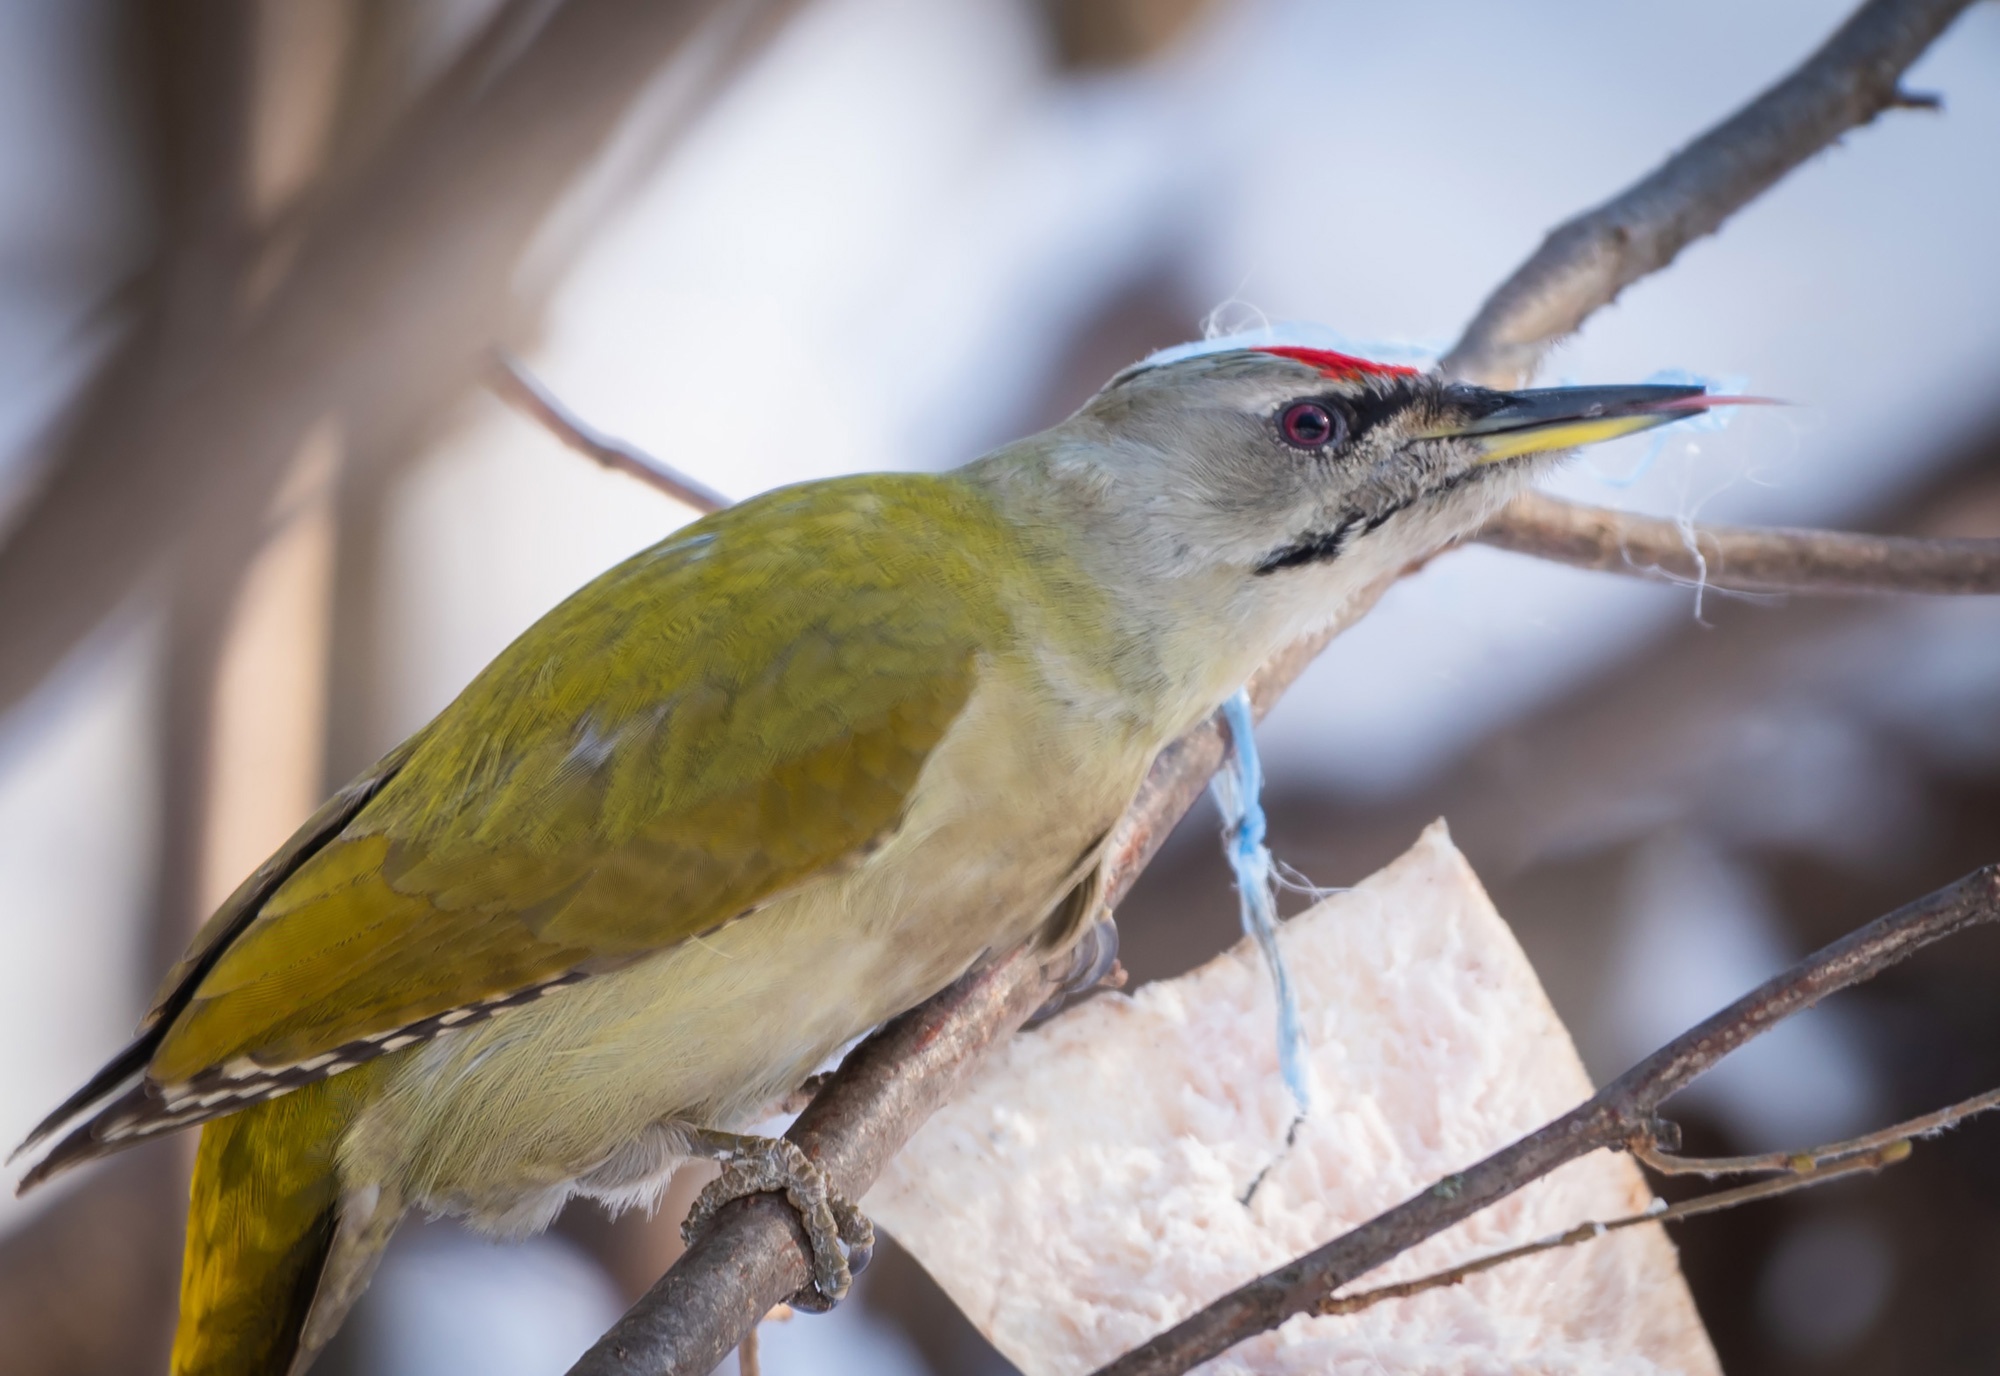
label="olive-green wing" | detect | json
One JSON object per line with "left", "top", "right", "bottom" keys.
{"left": 47, "top": 477, "right": 1008, "bottom": 1165}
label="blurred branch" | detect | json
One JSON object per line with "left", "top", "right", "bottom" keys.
{"left": 1034, "top": 0, "right": 1223, "bottom": 69}
{"left": 487, "top": 353, "right": 730, "bottom": 514}
{"left": 1476, "top": 489, "right": 2000, "bottom": 595}
{"left": 1441, "top": 0, "right": 1979, "bottom": 389}
{"left": 0, "top": 0, "right": 801, "bottom": 723}
{"left": 1092, "top": 864, "right": 2000, "bottom": 1375}
{"left": 0, "top": 9, "right": 261, "bottom": 1371}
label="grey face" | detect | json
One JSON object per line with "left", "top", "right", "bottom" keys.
{"left": 1063, "top": 348, "right": 1710, "bottom": 583}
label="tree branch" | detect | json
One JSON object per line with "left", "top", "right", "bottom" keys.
{"left": 1091, "top": 864, "right": 2000, "bottom": 1375}
{"left": 1318, "top": 1140, "right": 1910, "bottom": 1320}
{"left": 1316, "top": 1076, "right": 2000, "bottom": 1321}
{"left": 1441, "top": 0, "right": 1980, "bottom": 389}
{"left": 1476, "top": 489, "right": 2000, "bottom": 595}
{"left": 1635, "top": 1081, "right": 2000, "bottom": 1179}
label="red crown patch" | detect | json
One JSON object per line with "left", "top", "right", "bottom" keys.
{"left": 1256, "top": 346, "right": 1420, "bottom": 380}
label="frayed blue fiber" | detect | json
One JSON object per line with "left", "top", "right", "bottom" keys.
{"left": 1210, "top": 689, "right": 1312, "bottom": 1117}
{"left": 1584, "top": 367, "right": 1755, "bottom": 489}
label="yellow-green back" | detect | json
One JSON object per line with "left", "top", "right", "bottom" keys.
{"left": 153, "top": 473, "right": 1030, "bottom": 1086}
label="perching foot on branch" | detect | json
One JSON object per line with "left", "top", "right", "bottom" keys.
{"left": 679, "top": 1129, "right": 874, "bottom": 1309}
{"left": 1028, "top": 918, "right": 1125, "bottom": 1026}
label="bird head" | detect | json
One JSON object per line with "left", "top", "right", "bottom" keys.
{"left": 973, "top": 332, "right": 1749, "bottom": 703}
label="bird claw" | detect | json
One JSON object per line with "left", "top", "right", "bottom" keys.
{"left": 679, "top": 1129, "right": 873, "bottom": 1308}
{"left": 1027, "top": 917, "right": 1124, "bottom": 1026}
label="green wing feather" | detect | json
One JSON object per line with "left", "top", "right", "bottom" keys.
{"left": 148, "top": 475, "right": 1009, "bottom": 1088}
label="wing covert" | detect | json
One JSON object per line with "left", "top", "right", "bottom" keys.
{"left": 149, "top": 477, "right": 1005, "bottom": 1089}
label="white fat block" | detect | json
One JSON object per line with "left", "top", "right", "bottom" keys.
{"left": 866, "top": 822, "right": 1719, "bottom": 1375}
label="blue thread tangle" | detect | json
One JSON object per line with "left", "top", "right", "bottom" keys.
{"left": 1211, "top": 690, "right": 1312, "bottom": 1118}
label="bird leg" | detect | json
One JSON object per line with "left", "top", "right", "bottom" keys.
{"left": 679, "top": 1129, "right": 873, "bottom": 1309}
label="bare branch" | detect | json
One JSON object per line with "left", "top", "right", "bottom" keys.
{"left": 487, "top": 353, "right": 730, "bottom": 515}
{"left": 1441, "top": 0, "right": 1979, "bottom": 388}
{"left": 1312, "top": 1079, "right": 2000, "bottom": 1322}
{"left": 1477, "top": 489, "right": 2000, "bottom": 595}
{"left": 1318, "top": 1140, "right": 1912, "bottom": 1320}
{"left": 1090, "top": 864, "right": 2000, "bottom": 1375}
{"left": 1314, "top": 1078, "right": 2000, "bottom": 1320}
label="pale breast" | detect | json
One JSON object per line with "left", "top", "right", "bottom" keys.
{"left": 351, "top": 665, "right": 1158, "bottom": 1223}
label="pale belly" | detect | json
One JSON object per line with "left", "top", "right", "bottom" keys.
{"left": 342, "top": 674, "right": 1157, "bottom": 1232}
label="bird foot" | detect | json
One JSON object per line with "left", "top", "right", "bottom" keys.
{"left": 679, "top": 1129, "right": 873, "bottom": 1309}
{"left": 1027, "top": 917, "right": 1125, "bottom": 1026}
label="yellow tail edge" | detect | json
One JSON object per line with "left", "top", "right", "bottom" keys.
{"left": 172, "top": 1080, "right": 361, "bottom": 1376}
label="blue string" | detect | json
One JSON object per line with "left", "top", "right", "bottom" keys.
{"left": 1210, "top": 690, "right": 1312, "bottom": 1118}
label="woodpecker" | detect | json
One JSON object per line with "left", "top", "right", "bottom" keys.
{"left": 13, "top": 331, "right": 1727, "bottom": 1376}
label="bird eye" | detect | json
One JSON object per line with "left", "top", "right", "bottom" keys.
{"left": 1279, "top": 401, "right": 1344, "bottom": 450}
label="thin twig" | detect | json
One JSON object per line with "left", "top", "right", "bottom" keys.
{"left": 1089, "top": 864, "right": 2000, "bottom": 1375}
{"left": 1316, "top": 1141, "right": 1911, "bottom": 1319}
{"left": 1313, "top": 1083, "right": 2000, "bottom": 1319}
{"left": 734, "top": 1326, "right": 759, "bottom": 1376}
{"left": 486, "top": 352, "right": 731, "bottom": 514}
{"left": 1441, "top": 0, "right": 1980, "bottom": 389}
{"left": 1636, "top": 1083, "right": 2000, "bottom": 1178}
{"left": 1477, "top": 490, "right": 2000, "bottom": 596}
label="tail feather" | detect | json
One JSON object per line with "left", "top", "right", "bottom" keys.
{"left": 173, "top": 1077, "right": 385, "bottom": 1376}
{"left": 15, "top": 1080, "right": 183, "bottom": 1193}
{"left": 7, "top": 1037, "right": 150, "bottom": 1165}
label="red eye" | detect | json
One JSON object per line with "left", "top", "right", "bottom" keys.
{"left": 1280, "top": 401, "right": 1344, "bottom": 450}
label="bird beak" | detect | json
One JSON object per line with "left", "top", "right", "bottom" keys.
{"left": 1426, "top": 383, "right": 1767, "bottom": 463}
